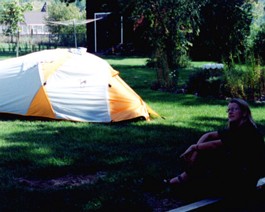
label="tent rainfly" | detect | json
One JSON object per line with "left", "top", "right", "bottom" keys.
{"left": 0, "top": 48, "right": 158, "bottom": 122}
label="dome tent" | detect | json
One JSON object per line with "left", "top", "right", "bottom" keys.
{"left": 0, "top": 48, "right": 157, "bottom": 122}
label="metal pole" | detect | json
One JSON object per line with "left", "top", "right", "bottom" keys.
{"left": 94, "top": 13, "right": 97, "bottom": 52}
{"left": 120, "top": 16, "right": 123, "bottom": 44}
{"left": 73, "top": 19, "right": 77, "bottom": 48}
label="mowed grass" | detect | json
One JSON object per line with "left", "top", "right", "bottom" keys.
{"left": 0, "top": 53, "right": 265, "bottom": 211}
{"left": 0, "top": 52, "right": 17, "bottom": 60}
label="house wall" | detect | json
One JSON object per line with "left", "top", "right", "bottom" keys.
{"left": 20, "top": 24, "right": 49, "bottom": 35}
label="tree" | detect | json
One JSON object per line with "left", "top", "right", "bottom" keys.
{"left": 60, "top": 0, "right": 82, "bottom": 6}
{"left": 45, "top": 1, "right": 86, "bottom": 47}
{"left": 46, "top": 1, "right": 86, "bottom": 35}
{"left": 0, "top": 0, "right": 32, "bottom": 57}
{"left": 245, "top": 0, "right": 265, "bottom": 63}
{"left": 75, "top": 0, "right": 86, "bottom": 11}
{"left": 190, "top": 0, "right": 253, "bottom": 63}
{"left": 129, "top": 0, "right": 207, "bottom": 90}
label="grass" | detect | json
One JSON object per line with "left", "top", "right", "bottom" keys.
{"left": 0, "top": 53, "right": 265, "bottom": 211}
{"left": 0, "top": 52, "right": 17, "bottom": 60}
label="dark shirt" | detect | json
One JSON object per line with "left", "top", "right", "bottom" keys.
{"left": 218, "top": 121, "right": 265, "bottom": 185}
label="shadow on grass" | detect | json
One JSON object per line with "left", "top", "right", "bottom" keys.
{"left": 0, "top": 52, "right": 17, "bottom": 60}
{"left": 0, "top": 116, "right": 228, "bottom": 211}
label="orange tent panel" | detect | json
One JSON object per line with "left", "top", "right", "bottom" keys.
{"left": 26, "top": 86, "right": 55, "bottom": 118}
{"left": 109, "top": 69, "right": 149, "bottom": 122}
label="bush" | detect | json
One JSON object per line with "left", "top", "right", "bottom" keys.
{"left": 187, "top": 60, "right": 265, "bottom": 101}
{"left": 222, "top": 64, "right": 246, "bottom": 99}
{"left": 186, "top": 64, "right": 224, "bottom": 97}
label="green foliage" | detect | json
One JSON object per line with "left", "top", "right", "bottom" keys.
{"left": 252, "top": 23, "right": 265, "bottom": 63}
{"left": 191, "top": 0, "right": 253, "bottom": 63}
{"left": 244, "top": 0, "right": 265, "bottom": 67}
{"left": 130, "top": 0, "right": 207, "bottom": 90}
{"left": 59, "top": 0, "right": 85, "bottom": 9}
{"left": 46, "top": 1, "right": 86, "bottom": 35}
{"left": 0, "top": 1, "right": 32, "bottom": 36}
{"left": 60, "top": 0, "right": 80, "bottom": 4}
{"left": 187, "top": 67, "right": 224, "bottom": 97}
{"left": 222, "top": 64, "right": 247, "bottom": 98}
{"left": 244, "top": 55, "right": 265, "bottom": 100}
{"left": 187, "top": 58, "right": 265, "bottom": 101}
{"left": 0, "top": 0, "right": 33, "bottom": 56}
{"left": 75, "top": 0, "right": 85, "bottom": 11}
{"left": 221, "top": 54, "right": 265, "bottom": 100}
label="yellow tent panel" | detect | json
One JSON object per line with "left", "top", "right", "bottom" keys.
{"left": 27, "top": 86, "right": 55, "bottom": 119}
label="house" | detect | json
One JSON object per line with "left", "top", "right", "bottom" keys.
{"left": 20, "top": 11, "right": 49, "bottom": 35}
{"left": 0, "top": 11, "right": 49, "bottom": 35}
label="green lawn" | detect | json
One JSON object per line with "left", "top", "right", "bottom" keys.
{"left": 0, "top": 53, "right": 265, "bottom": 211}
{"left": 0, "top": 52, "right": 17, "bottom": 60}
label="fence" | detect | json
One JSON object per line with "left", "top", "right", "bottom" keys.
{"left": 0, "top": 33, "right": 87, "bottom": 54}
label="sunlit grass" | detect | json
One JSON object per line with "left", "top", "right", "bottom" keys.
{"left": 105, "top": 56, "right": 149, "bottom": 66}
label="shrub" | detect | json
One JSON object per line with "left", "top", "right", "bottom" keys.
{"left": 186, "top": 64, "right": 224, "bottom": 97}
{"left": 223, "top": 55, "right": 265, "bottom": 101}
{"left": 222, "top": 64, "right": 246, "bottom": 98}
{"left": 187, "top": 61, "right": 265, "bottom": 101}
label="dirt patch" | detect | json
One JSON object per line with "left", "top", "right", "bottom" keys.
{"left": 15, "top": 172, "right": 106, "bottom": 189}
{"left": 15, "top": 173, "right": 188, "bottom": 211}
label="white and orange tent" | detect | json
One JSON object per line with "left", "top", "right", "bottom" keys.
{"left": 0, "top": 48, "right": 158, "bottom": 122}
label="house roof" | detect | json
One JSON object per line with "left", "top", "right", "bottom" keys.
{"left": 23, "top": 12, "right": 47, "bottom": 25}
